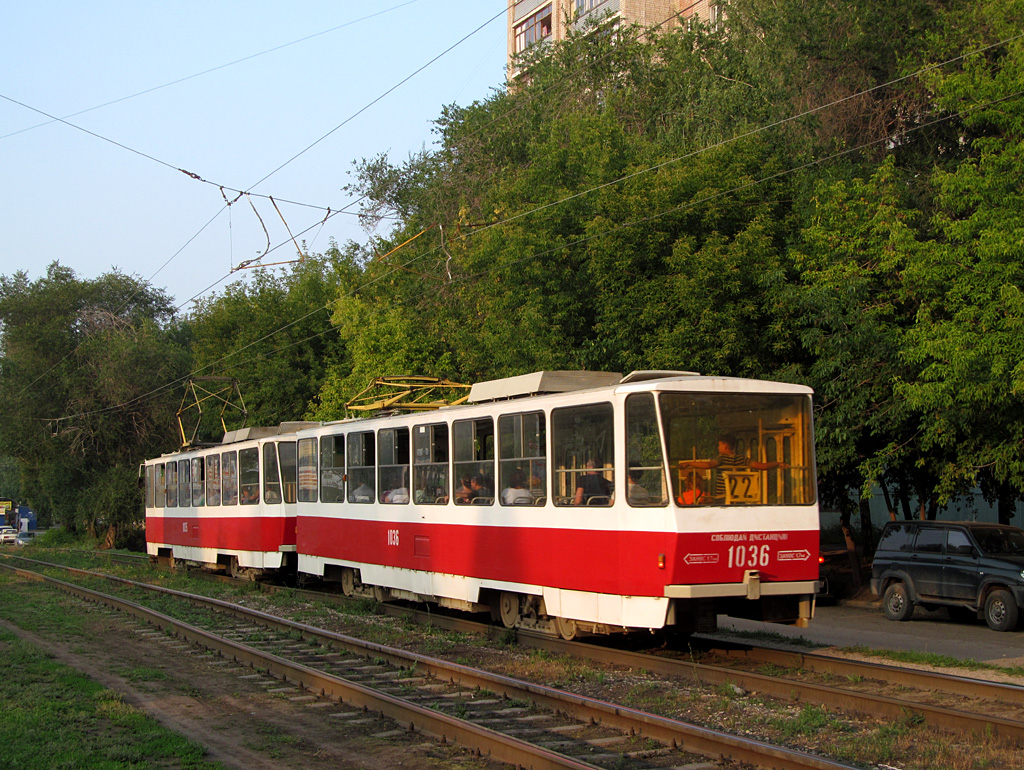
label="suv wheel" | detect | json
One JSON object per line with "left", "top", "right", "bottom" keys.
{"left": 882, "top": 582, "right": 914, "bottom": 621}
{"left": 984, "top": 589, "right": 1019, "bottom": 632}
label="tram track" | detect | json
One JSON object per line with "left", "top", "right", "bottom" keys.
{"left": 38, "top": 551, "right": 1024, "bottom": 737}
{"left": 1, "top": 554, "right": 858, "bottom": 770}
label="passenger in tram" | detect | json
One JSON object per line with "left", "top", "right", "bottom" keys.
{"left": 501, "top": 469, "right": 533, "bottom": 505}
{"left": 470, "top": 474, "right": 492, "bottom": 502}
{"left": 384, "top": 486, "right": 409, "bottom": 503}
{"left": 626, "top": 466, "right": 651, "bottom": 505}
{"left": 454, "top": 475, "right": 474, "bottom": 504}
{"left": 573, "top": 456, "right": 613, "bottom": 505}
{"left": 677, "top": 472, "right": 710, "bottom": 505}
{"left": 350, "top": 480, "right": 374, "bottom": 503}
{"left": 677, "top": 434, "right": 788, "bottom": 500}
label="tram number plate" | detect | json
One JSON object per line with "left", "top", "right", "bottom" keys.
{"left": 727, "top": 544, "right": 771, "bottom": 569}
{"left": 386, "top": 529, "right": 400, "bottom": 547}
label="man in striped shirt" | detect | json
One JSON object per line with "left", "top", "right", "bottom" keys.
{"left": 677, "top": 435, "right": 789, "bottom": 503}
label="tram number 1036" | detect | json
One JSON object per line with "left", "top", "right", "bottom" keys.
{"left": 387, "top": 529, "right": 400, "bottom": 546}
{"left": 727, "top": 544, "right": 771, "bottom": 569}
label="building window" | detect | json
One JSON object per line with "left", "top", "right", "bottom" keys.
{"left": 514, "top": 5, "right": 553, "bottom": 53}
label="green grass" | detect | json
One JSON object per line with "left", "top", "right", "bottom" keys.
{"left": 0, "top": 627, "right": 226, "bottom": 770}
{"left": 843, "top": 644, "right": 1024, "bottom": 678}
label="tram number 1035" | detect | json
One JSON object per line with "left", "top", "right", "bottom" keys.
{"left": 727, "top": 544, "right": 771, "bottom": 569}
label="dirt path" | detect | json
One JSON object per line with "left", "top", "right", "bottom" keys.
{"left": 0, "top": 604, "right": 493, "bottom": 770}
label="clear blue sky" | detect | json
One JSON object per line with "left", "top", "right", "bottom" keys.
{"left": 0, "top": 1, "right": 507, "bottom": 308}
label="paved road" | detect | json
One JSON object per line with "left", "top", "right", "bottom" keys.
{"left": 712, "top": 599, "right": 1024, "bottom": 668}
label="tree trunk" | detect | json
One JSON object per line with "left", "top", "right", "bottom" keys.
{"left": 839, "top": 503, "right": 863, "bottom": 591}
{"left": 858, "top": 493, "right": 876, "bottom": 559}
{"left": 997, "top": 483, "right": 1017, "bottom": 526}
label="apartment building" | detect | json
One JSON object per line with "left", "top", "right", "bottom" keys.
{"left": 507, "top": 0, "right": 720, "bottom": 75}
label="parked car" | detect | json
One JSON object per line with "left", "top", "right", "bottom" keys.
{"left": 871, "top": 520, "right": 1024, "bottom": 631}
{"left": 14, "top": 532, "right": 34, "bottom": 547}
{"left": 0, "top": 527, "right": 17, "bottom": 545}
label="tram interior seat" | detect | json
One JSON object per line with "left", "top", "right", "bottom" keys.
{"left": 586, "top": 496, "right": 611, "bottom": 506}
{"left": 472, "top": 496, "right": 493, "bottom": 505}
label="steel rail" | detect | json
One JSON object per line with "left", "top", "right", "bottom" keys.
{"left": 19, "top": 551, "right": 1024, "bottom": 742}
{"left": 713, "top": 644, "right": 1024, "bottom": 706}
{"left": 515, "top": 633, "right": 1024, "bottom": 744}
{"left": 0, "top": 563, "right": 599, "bottom": 770}
{"left": 1, "top": 557, "right": 857, "bottom": 770}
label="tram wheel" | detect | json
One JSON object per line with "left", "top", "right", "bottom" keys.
{"left": 340, "top": 568, "right": 355, "bottom": 597}
{"left": 372, "top": 584, "right": 390, "bottom": 603}
{"left": 555, "top": 616, "right": 577, "bottom": 641}
{"left": 228, "top": 557, "right": 253, "bottom": 581}
{"left": 498, "top": 592, "right": 520, "bottom": 628}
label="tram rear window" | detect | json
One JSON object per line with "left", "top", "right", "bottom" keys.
{"left": 659, "top": 393, "right": 816, "bottom": 506}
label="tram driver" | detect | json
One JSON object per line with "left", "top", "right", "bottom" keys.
{"left": 677, "top": 434, "right": 788, "bottom": 502}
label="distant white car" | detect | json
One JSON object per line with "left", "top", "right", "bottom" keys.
{"left": 0, "top": 527, "right": 18, "bottom": 545}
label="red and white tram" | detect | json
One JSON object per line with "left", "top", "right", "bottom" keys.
{"left": 143, "top": 422, "right": 317, "bottom": 578}
{"left": 144, "top": 371, "right": 819, "bottom": 637}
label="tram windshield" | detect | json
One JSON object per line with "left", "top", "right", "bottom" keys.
{"left": 659, "top": 393, "right": 816, "bottom": 507}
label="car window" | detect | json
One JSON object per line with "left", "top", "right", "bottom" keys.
{"left": 946, "top": 529, "right": 974, "bottom": 556}
{"left": 877, "top": 523, "right": 915, "bottom": 552}
{"left": 973, "top": 527, "right": 1024, "bottom": 557}
{"left": 913, "top": 527, "right": 944, "bottom": 554}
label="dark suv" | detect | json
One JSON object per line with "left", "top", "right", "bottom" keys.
{"left": 870, "top": 521, "right": 1024, "bottom": 631}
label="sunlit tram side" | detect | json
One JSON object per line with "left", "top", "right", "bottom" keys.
{"left": 144, "top": 371, "right": 819, "bottom": 638}
{"left": 142, "top": 422, "right": 316, "bottom": 578}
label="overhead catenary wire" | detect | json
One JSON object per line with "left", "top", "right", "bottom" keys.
{"left": 0, "top": 0, "right": 427, "bottom": 143}
{"left": 9, "top": 3, "right": 508, "bottom": 400}
{"left": 37, "top": 83, "right": 1024, "bottom": 428}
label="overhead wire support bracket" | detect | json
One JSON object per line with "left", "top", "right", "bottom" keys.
{"left": 344, "top": 376, "right": 471, "bottom": 417}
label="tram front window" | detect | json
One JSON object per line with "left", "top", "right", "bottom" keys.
{"left": 659, "top": 393, "right": 816, "bottom": 506}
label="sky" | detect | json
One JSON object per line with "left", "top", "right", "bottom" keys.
{"left": 0, "top": 1, "right": 508, "bottom": 309}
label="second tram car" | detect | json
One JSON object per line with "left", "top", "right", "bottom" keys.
{"left": 144, "top": 371, "right": 819, "bottom": 637}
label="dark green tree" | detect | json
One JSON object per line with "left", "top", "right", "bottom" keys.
{"left": 0, "top": 263, "right": 188, "bottom": 543}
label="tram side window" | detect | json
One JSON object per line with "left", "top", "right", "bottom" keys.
{"left": 178, "top": 459, "right": 191, "bottom": 508}
{"left": 154, "top": 465, "right": 165, "bottom": 509}
{"left": 144, "top": 466, "right": 153, "bottom": 508}
{"left": 413, "top": 423, "right": 449, "bottom": 504}
{"left": 453, "top": 418, "right": 494, "bottom": 505}
{"left": 191, "top": 458, "right": 205, "bottom": 506}
{"left": 552, "top": 403, "right": 614, "bottom": 506}
{"left": 347, "top": 432, "right": 375, "bottom": 503}
{"left": 239, "top": 447, "right": 259, "bottom": 504}
{"left": 625, "top": 394, "right": 667, "bottom": 507}
{"left": 659, "top": 392, "right": 816, "bottom": 506}
{"left": 498, "top": 412, "right": 546, "bottom": 506}
{"left": 166, "top": 461, "right": 178, "bottom": 507}
{"left": 378, "top": 428, "right": 410, "bottom": 504}
{"left": 221, "top": 451, "right": 238, "bottom": 506}
{"left": 263, "top": 443, "right": 282, "bottom": 504}
{"left": 297, "top": 438, "right": 318, "bottom": 503}
{"left": 320, "top": 435, "right": 345, "bottom": 503}
{"left": 206, "top": 454, "right": 221, "bottom": 506}
{"left": 279, "top": 442, "right": 297, "bottom": 504}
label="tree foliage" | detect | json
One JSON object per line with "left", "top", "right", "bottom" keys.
{"left": 324, "top": 0, "right": 1024, "bottom": 524}
{"left": 0, "top": 263, "right": 188, "bottom": 538}
{"left": 4, "top": 0, "right": 1023, "bottom": 540}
